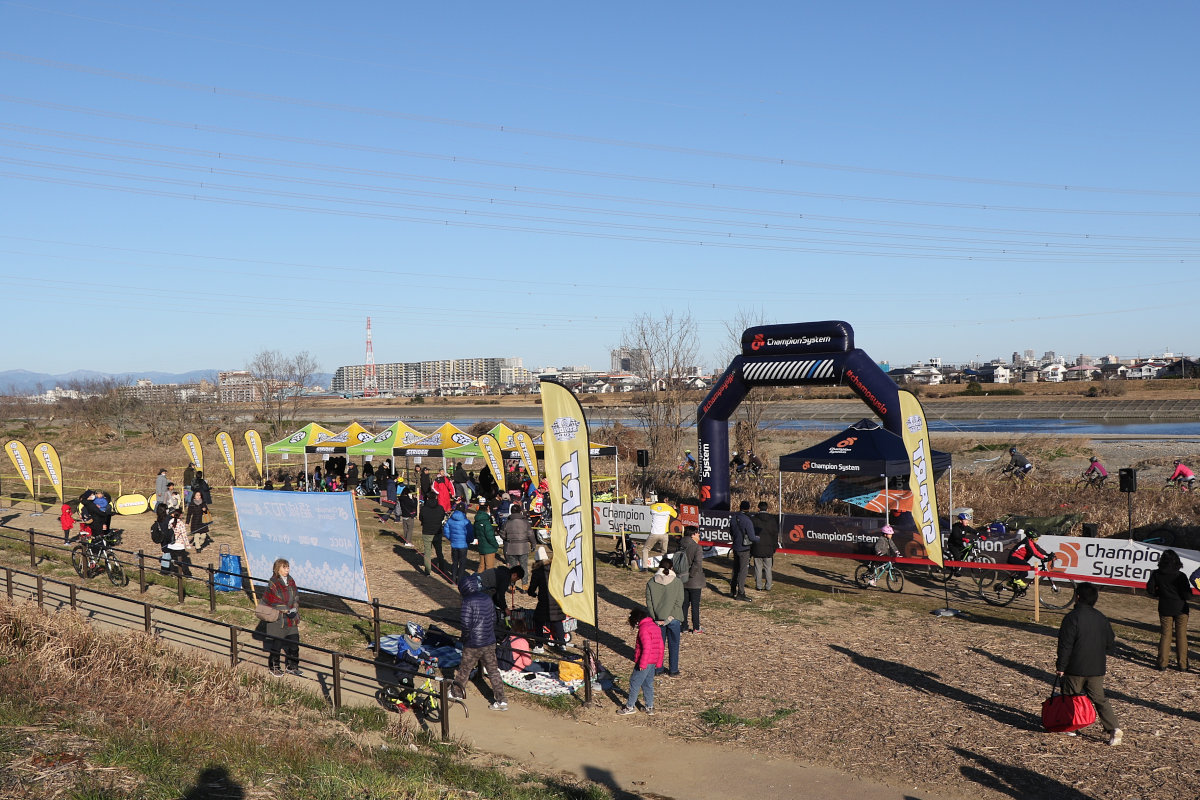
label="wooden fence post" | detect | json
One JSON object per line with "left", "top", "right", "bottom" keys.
{"left": 229, "top": 627, "right": 239, "bottom": 668}
{"left": 332, "top": 654, "right": 342, "bottom": 712}
{"left": 372, "top": 598, "right": 381, "bottom": 653}
{"left": 207, "top": 564, "right": 216, "bottom": 612}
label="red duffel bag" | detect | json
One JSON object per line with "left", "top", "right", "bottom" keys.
{"left": 1041, "top": 677, "right": 1097, "bottom": 733}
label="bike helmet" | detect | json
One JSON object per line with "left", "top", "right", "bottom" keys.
{"left": 405, "top": 622, "right": 425, "bottom": 640}
{"left": 1026, "top": 529, "right": 1041, "bottom": 539}
{"left": 880, "top": 525, "right": 894, "bottom": 535}
{"left": 957, "top": 513, "right": 969, "bottom": 521}
{"left": 1009, "top": 447, "right": 1017, "bottom": 454}
{"left": 1089, "top": 456, "right": 1099, "bottom": 463}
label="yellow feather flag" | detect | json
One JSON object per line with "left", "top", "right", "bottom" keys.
{"left": 5, "top": 440, "right": 37, "bottom": 500}
{"left": 477, "top": 434, "right": 506, "bottom": 490}
{"left": 540, "top": 380, "right": 595, "bottom": 626}
{"left": 32, "top": 442, "right": 64, "bottom": 503}
{"left": 898, "top": 390, "right": 943, "bottom": 567}
{"left": 513, "top": 431, "right": 540, "bottom": 484}
{"left": 181, "top": 433, "right": 204, "bottom": 473}
{"left": 216, "top": 431, "right": 237, "bottom": 480}
{"left": 244, "top": 429, "right": 264, "bottom": 479}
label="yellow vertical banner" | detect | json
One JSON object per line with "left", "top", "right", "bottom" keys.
{"left": 216, "top": 431, "right": 237, "bottom": 480}
{"left": 181, "top": 433, "right": 204, "bottom": 472}
{"left": 898, "top": 390, "right": 943, "bottom": 567}
{"left": 5, "top": 440, "right": 37, "bottom": 501}
{"left": 244, "top": 429, "right": 264, "bottom": 479}
{"left": 477, "top": 434, "right": 506, "bottom": 490}
{"left": 513, "top": 430, "right": 540, "bottom": 484}
{"left": 539, "top": 380, "right": 595, "bottom": 626}
{"left": 32, "top": 442, "right": 64, "bottom": 503}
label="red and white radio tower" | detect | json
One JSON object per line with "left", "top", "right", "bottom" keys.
{"left": 363, "top": 317, "right": 379, "bottom": 397}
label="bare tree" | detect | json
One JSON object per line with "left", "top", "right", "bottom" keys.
{"left": 721, "top": 307, "right": 781, "bottom": 456}
{"left": 621, "top": 311, "right": 699, "bottom": 464}
{"left": 247, "top": 350, "right": 319, "bottom": 435}
{"left": 69, "top": 378, "right": 139, "bottom": 441}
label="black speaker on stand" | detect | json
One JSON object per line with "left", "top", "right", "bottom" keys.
{"left": 636, "top": 449, "right": 650, "bottom": 501}
{"left": 1118, "top": 468, "right": 1137, "bottom": 538}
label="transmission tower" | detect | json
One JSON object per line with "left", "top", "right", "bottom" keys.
{"left": 363, "top": 317, "right": 379, "bottom": 397}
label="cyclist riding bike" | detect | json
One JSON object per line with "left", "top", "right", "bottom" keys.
{"left": 746, "top": 451, "right": 764, "bottom": 475}
{"left": 947, "top": 513, "right": 977, "bottom": 576}
{"left": 729, "top": 451, "right": 745, "bottom": 473}
{"left": 1083, "top": 456, "right": 1108, "bottom": 480}
{"left": 1008, "top": 447, "right": 1033, "bottom": 476}
{"left": 1167, "top": 460, "right": 1195, "bottom": 491}
{"left": 1002, "top": 529, "right": 1055, "bottom": 597}
{"left": 867, "top": 525, "right": 900, "bottom": 587}
{"left": 393, "top": 622, "right": 439, "bottom": 687}
{"left": 681, "top": 449, "right": 696, "bottom": 473}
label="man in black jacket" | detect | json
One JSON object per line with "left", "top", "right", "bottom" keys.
{"left": 751, "top": 501, "right": 780, "bottom": 592}
{"left": 728, "top": 500, "right": 757, "bottom": 602}
{"left": 1056, "top": 582, "right": 1122, "bottom": 745}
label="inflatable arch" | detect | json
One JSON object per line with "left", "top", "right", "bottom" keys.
{"left": 697, "top": 320, "right": 902, "bottom": 511}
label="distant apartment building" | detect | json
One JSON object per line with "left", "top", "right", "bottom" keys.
{"left": 610, "top": 347, "right": 649, "bottom": 377}
{"left": 331, "top": 357, "right": 531, "bottom": 395}
{"left": 218, "top": 370, "right": 260, "bottom": 403}
{"left": 120, "top": 379, "right": 213, "bottom": 403}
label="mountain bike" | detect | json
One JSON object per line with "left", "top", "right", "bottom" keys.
{"left": 377, "top": 665, "right": 444, "bottom": 721}
{"left": 998, "top": 463, "right": 1032, "bottom": 484}
{"left": 71, "top": 530, "right": 128, "bottom": 587}
{"left": 1164, "top": 476, "right": 1195, "bottom": 492}
{"left": 854, "top": 560, "right": 905, "bottom": 593}
{"left": 975, "top": 560, "right": 1075, "bottom": 609}
{"left": 927, "top": 534, "right": 989, "bottom": 583}
{"left": 1074, "top": 472, "right": 1107, "bottom": 491}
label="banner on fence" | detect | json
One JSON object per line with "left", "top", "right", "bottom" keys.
{"left": 230, "top": 488, "right": 370, "bottom": 601}
{"left": 32, "top": 441, "right": 63, "bottom": 503}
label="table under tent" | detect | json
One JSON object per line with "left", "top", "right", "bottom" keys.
{"left": 346, "top": 419, "right": 428, "bottom": 481}
{"left": 498, "top": 432, "right": 621, "bottom": 502}
{"left": 262, "top": 422, "right": 336, "bottom": 489}
{"left": 775, "top": 418, "right": 953, "bottom": 525}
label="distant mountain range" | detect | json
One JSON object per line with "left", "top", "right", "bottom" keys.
{"left": 0, "top": 370, "right": 334, "bottom": 395}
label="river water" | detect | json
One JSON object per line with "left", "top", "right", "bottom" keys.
{"left": 381, "top": 415, "right": 1200, "bottom": 437}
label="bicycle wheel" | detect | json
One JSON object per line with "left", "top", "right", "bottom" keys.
{"left": 419, "top": 692, "right": 442, "bottom": 723}
{"left": 104, "top": 551, "right": 128, "bottom": 587}
{"left": 853, "top": 564, "right": 874, "bottom": 589}
{"left": 976, "top": 569, "right": 1017, "bottom": 607}
{"left": 885, "top": 567, "right": 905, "bottom": 593}
{"left": 926, "top": 563, "right": 953, "bottom": 583}
{"left": 70, "top": 545, "right": 88, "bottom": 578}
{"left": 1037, "top": 574, "right": 1076, "bottom": 610}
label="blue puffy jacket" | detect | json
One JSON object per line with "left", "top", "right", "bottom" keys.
{"left": 443, "top": 509, "right": 472, "bottom": 549}
{"left": 459, "top": 587, "right": 496, "bottom": 648}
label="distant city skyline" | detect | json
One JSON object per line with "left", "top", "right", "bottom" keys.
{"left": 4, "top": 3, "right": 1197, "bottom": 374}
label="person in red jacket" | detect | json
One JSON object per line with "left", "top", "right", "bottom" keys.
{"left": 1167, "top": 460, "right": 1195, "bottom": 491}
{"left": 59, "top": 502, "right": 75, "bottom": 543}
{"left": 618, "top": 607, "right": 664, "bottom": 716}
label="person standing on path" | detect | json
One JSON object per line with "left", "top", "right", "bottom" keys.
{"left": 680, "top": 526, "right": 706, "bottom": 633}
{"left": 642, "top": 497, "right": 677, "bottom": 572}
{"left": 451, "top": 575, "right": 508, "bottom": 711}
{"left": 1056, "top": 582, "right": 1122, "bottom": 745}
{"left": 646, "top": 564, "right": 684, "bottom": 676}
{"left": 443, "top": 501, "right": 472, "bottom": 586}
{"left": 1145, "top": 549, "right": 1190, "bottom": 671}
{"left": 182, "top": 463, "right": 196, "bottom": 503}
{"left": 474, "top": 497, "right": 499, "bottom": 573}
{"left": 502, "top": 504, "right": 536, "bottom": 587}
{"left": 418, "top": 491, "right": 446, "bottom": 576}
{"left": 618, "top": 607, "right": 663, "bottom": 716}
{"left": 154, "top": 468, "right": 169, "bottom": 510}
{"left": 728, "top": 501, "right": 757, "bottom": 601}
{"left": 263, "top": 557, "right": 303, "bottom": 677}
{"left": 751, "top": 501, "right": 779, "bottom": 592}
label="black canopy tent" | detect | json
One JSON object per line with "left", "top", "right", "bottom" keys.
{"left": 776, "top": 419, "right": 953, "bottom": 522}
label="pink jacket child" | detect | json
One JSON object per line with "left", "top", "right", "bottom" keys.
{"left": 634, "top": 615, "right": 665, "bottom": 671}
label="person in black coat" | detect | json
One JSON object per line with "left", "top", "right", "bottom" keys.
{"left": 728, "top": 501, "right": 758, "bottom": 601}
{"left": 750, "top": 501, "right": 780, "bottom": 592}
{"left": 527, "top": 551, "right": 567, "bottom": 652}
{"left": 1146, "top": 549, "right": 1191, "bottom": 671}
{"left": 192, "top": 471, "right": 212, "bottom": 506}
{"left": 1056, "top": 583, "right": 1121, "bottom": 745}
{"left": 418, "top": 492, "right": 446, "bottom": 576}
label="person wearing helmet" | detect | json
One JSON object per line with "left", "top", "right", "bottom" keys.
{"left": 947, "top": 513, "right": 977, "bottom": 575}
{"left": 1168, "top": 460, "right": 1195, "bottom": 491}
{"left": 868, "top": 524, "right": 900, "bottom": 587}
{"left": 392, "top": 621, "right": 437, "bottom": 688}
{"left": 1003, "top": 529, "right": 1055, "bottom": 596}
{"left": 746, "top": 450, "right": 764, "bottom": 475}
{"left": 729, "top": 450, "right": 745, "bottom": 473}
{"left": 683, "top": 449, "right": 696, "bottom": 472}
{"left": 1083, "top": 456, "right": 1108, "bottom": 485}
{"left": 1008, "top": 447, "right": 1033, "bottom": 476}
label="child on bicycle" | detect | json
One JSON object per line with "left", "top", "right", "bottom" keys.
{"left": 868, "top": 525, "right": 900, "bottom": 586}
{"left": 947, "top": 514, "right": 977, "bottom": 576}
{"left": 1003, "top": 529, "right": 1055, "bottom": 596}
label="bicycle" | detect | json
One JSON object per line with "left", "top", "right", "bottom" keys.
{"left": 1074, "top": 472, "right": 1107, "bottom": 491}
{"left": 975, "top": 559, "right": 1076, "bottom": 609}
{"left": 377, "top": 663, "right": 444, "bottom": 721}
{"left": 71, "top": 530, "right": 128, "bottom": 587}
{"left": 998, "top": 463, "right": 1032, "bottom": 484}
{"left": 927, "top": 534, "right": 989, "bottom": 583}
{"left": 1163, "top": 476, "right": 1195, "bottom": 492}
{"left": 854, "top": 560, "right": 905, "bottom": 593}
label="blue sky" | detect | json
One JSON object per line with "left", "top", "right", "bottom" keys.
{"left": 3, "top": 1, "right": 1198, "bottom": 376}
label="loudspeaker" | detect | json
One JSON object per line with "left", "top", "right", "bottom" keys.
{"left": 1119, "top": 468, "right": 1137, "bottom": 493}
{"left": 636, "top": 449, "right": 650, "bottom": 468}
{"left": 1082, "top": 523, "right": 1099, "bottom": 538}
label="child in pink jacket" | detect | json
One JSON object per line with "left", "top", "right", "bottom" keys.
{"left": 618, "top": 607, "right": 664, "bottom": 716}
